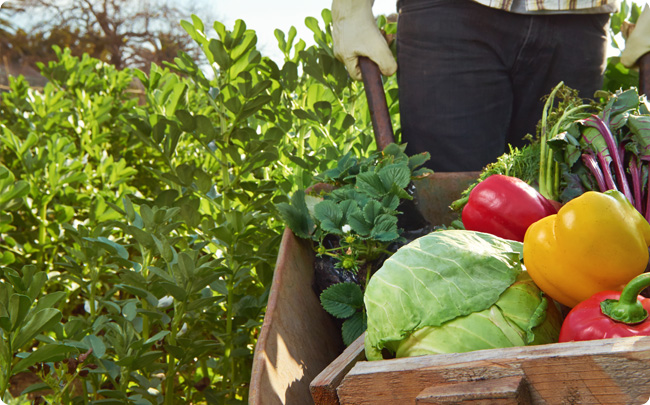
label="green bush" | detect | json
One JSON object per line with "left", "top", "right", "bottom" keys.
{"left": 0, "top": 9, "right": 395, "bottom": 404}
{"left": 0, "top": 2, "right": 642, "bottom": 403}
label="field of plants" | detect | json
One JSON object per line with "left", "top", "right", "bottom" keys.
{"left": 0, "top": 3, "right": 644, "bottom": 404}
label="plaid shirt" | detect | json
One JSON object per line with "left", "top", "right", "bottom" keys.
{"left": 474, "top": 0, "right": 619, "bottom": 12}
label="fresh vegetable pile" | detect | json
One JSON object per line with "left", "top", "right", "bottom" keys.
{"left": 281, "top": 83, "right": 650, "bottom": 359}
{"left": 362, "top": 84, "right": 650, "bottom": 359}
{"left": 363, "top": 183, "right": 650, "bottom": 360}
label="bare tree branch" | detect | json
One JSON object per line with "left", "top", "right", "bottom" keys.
{"left": 4, "top": 0, "right": 211, "bottom": 71}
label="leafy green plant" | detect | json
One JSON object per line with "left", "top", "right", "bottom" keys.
{"left": 281, "top": 144, "right": 430, "bottom": 266}
{"left": 0, "top": 46, "right": 140, "bottom": 274}
{"left": 363, "top": 231, "right": 562, "bottom": 360}
{"left": 0, "top": 7, "right": 393, "bottom": 401}
{"left": 0, "top": 266, "right": 68, "bottom": 399}
{"left": 278, "top": 143, "right": 431, "bottom": 345}
{"left": 603, "top": 0, "right": 645, "bottom": 93}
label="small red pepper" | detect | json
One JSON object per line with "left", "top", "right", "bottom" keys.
{"left": 559, "top": 273, "right": 650, "bottom": 342}
{"left": 461, "top": 175, "right": 558, "bottom": 242}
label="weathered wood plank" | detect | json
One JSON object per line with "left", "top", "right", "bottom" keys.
{"left": 249, "top": 229, "right": 344, "bottom": 405}
{"left": 416, "top": 376, "right": 531, "bottom": 404}
{"left": 310, "top": 334, "right": 366, "bottom": 404}
{"left": 336, "top": 336, "right": 650, "bottom": 404}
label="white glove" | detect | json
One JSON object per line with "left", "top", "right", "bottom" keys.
{"left": 621, "top": 5, "right": 650, "bottom": 68}
{"left": 331, "top": 0, "right": 397, "bottom": 80}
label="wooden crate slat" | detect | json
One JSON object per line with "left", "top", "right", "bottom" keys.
{"left": 335, "top": 336, "right": 650, "bottom": 404}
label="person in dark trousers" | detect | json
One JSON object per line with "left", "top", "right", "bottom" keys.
{"left": 332, "top": 0, "right": 650, "bottom": 172}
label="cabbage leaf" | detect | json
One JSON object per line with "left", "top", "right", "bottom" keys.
{"left": 364, "top": 230, "right": 559, "bottom": 360}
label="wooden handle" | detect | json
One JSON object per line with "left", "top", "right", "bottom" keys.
{"left": 639, "top": 52, "right": 650, "bottom": 97}
{"left": 359, "top": 56, "right": 395, "bottom": 151}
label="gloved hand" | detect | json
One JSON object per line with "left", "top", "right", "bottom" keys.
{"left": 621, "top": 5, "right": 650, "bottom": 68}
{"left": 331, "top": 0, "right": 397, "bottom": 80}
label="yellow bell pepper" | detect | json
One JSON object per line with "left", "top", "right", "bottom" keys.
{"left": 523, "top": 190, "right": 650, "bottom": 308}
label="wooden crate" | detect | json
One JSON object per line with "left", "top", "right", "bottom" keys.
{"left": 249, "top": 172, "right": 480, "bottom": 404}
{"left": 312, "top": 333, "right": 650, "bottom": 404}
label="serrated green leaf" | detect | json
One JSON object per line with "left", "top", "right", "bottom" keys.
{"left": 356, "top": 172, "right": 386, "bottom": 196}
{"left": 362, "top": 200, "right": 384, "bottom": 223}
{"left": 314, "top": 200, "right": 344, "bottom": 234}
{"left": 320, "top": 282, "right": 363, "bottom": 319}
{"left": 370, "top": 214, "right": 400, "bottom": 242}
{"left": 378, "top": 163, "right": 411, "bottom": 190}
{"left": 407, "top": 152, "right": 431, "bottom": 171}
{"left": 381, "top": 195, "right": 400, "bottom": 211}
{"left": 347, "top": 204, "right": 371, "bottom": 236}
{"left": 342, "top": 311, "right": 366, "bottom": 346}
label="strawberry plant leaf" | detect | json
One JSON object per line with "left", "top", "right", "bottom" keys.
{"left": 314, "top": 200, "right": 344, "bottom": 235}
{"left": 320, "top": 282, "right": 363, "bottom": 319}
{"left": 378, "top": 163, "right": 411, "bottom": 190}
{"left": 342, "top": 312, "right": 367, "bottom": 346}
{"left": 371, "top": 214, "right": 400, "bottom": 242}
{"left": 356, "top": 172, "right": 386, "bottom": 196}
{"left": 276, "top": 190, "right": 313, "bottom": 239}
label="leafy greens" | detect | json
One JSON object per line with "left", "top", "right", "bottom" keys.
{"left": 364, "top": 230, "right": 562, "bottom": 360}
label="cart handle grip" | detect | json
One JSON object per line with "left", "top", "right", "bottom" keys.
{"left": 359, "top": 56, "right": 395, "bottom": 151}
{"left": 639, "top": 52, "right": 650, "bottom": 97}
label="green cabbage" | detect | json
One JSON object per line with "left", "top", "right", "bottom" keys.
{"left": 364, "top": 230, "right": 562, "bottom": 360}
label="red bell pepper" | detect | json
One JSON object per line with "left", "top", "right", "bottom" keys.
{"left": 559, "top": 273, "right": 650, "bottom": 342}
{"left": 461, "top": 175, "right": 558, "bottom": 242}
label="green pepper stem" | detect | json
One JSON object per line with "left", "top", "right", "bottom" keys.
{"left": 600, "top": 273, "right": 650, "bottom": 324}
{"left": 449, "top": 195, "right": 469, "bottom": 212}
